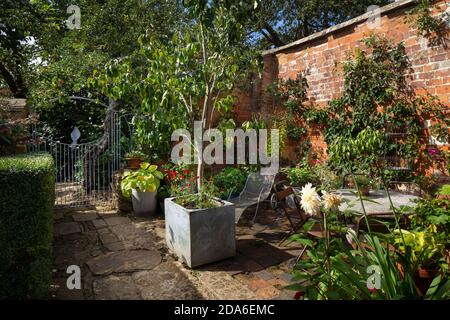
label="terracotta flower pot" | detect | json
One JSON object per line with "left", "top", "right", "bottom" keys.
{"left": 414, "top": 268, "right": 439, "bottom": 296}
{"left": 359, "top": 186, "right": 370, "bottom": 196}
{"left": 14, "top": 144, "right": 27, "bottom": 154}
{"left": 126, "top": 157, "right": 142, "bottom": 169}
{"left": 397, "top": 263, "right": 439, "bottom": 296}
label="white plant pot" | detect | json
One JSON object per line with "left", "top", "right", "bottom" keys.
{"left": 165, "top": 196, "right": 235, "bottom": 268}
{"left": 131, "top": 190, "right": 157, "bottom": 216}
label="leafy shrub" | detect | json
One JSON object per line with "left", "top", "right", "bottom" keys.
{"left": 213, "top": 167, "right": 248, "bottom": 199}
{"left": 0, "top": 152, "right": 55, "bottom": 299}
{"left": 411, "top": 198, "right": 450, "bottom": 233}
{"left": 438, "top": 185, "right": 450, "bottom": 196}
{"left": 286, "top": 124, "right": 306, "bottom": 140}
{"left": 282, "top": 163, "right": 319, "bottom": 187}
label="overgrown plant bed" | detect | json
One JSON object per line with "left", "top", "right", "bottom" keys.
{"left": 164, "top": 195, "right": 235, "bottom": 268}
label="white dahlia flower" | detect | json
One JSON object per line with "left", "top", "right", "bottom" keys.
{"left": 300, "top": 183, "right": 321, "bottom": 216}
{"left": 322, "top": 191, "right": 342, "bottom": 212}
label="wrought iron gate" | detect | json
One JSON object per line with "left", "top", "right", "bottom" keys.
{"left": 31, "top": 98, "right": 122, "bottom": 207}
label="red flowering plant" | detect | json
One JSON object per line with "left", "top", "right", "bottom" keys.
{"left": 174, "top": 177, "right": 220, "bottom": 209}
{"left": 160, "top": 162, "right": 196, "bottom": 198}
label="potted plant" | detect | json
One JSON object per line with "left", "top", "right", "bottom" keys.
{"left": 164, "top": 182, "right": 235, "bottom": 268}
{"left": 121, "top": 162, "right": 164, "bottom": 216}
{"left": 393, "top": 228, "right": 446, "bottom": 295}
{"left": 124, "top": 150, "right": 149, "bottom": 169}
{"left": 353, "top": 175, "right": 373, "bottom": 196}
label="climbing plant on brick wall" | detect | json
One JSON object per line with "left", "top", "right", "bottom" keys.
{"left": 323, "top": 35, "right": 449, "bottom": 176}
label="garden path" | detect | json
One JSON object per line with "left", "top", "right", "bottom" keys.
{"left": 50, "top": 204, "right": 299, "bottom": 300}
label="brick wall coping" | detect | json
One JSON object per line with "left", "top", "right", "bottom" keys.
{"left": 262, "top": 0, "right": 416, "bottom": 56}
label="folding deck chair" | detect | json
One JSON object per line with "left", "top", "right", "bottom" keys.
{"left": 229, "top": 172, "right": 276, "bottom": 224}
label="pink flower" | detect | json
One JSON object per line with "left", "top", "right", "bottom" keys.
{"left": 428, "top": 148, "right": 441, "bottom": 156}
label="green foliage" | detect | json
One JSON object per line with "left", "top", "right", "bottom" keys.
{"left": 26, "top": 0, "right": 189, "bottom": 143}
{"left": 291, "top": 175, "right": 450, "bottom": 300}
{"left": 0, "top": 152, "right": 55, "bottom": 299}
{"left": 245, "top": 0, "right": 390, "bottom": 48}
{"left": 241, "top": 113, "right": 289, "bottom": 162}
{"left": 411, "top": 198, "right": 450, "bottom": 234}
{"left": 121, "top": 162, "right": 164, "bottom": 198}
{"left": 293, "top": 232, "right": 450, "bottom": 300}
{"left": 406, "top": 0, "right": 447, "bottom": 44}
{"left": 174, "top": 180, "right": 220, "bottom": 210}
{"left": 409, "top": 197, "right": 450, "bottom": 271}
{"left": 267, "top": 74, "right": 309, "bottom": 115}
{"left": 324, "top": 35, "right": 449, "bottom": 175}
{"left": 242, "top": 114, "right": 268, "bottom": 131}
{"left": 286, "top": 123, "right": 307, "bottom": 141}
{"left": 124, "top": 150, "right": 149, "bottom": 161}
{"left": 392, "top": 228, "right": 445, "bottom": 269}
{"left": 438, "top": 185, "right": 450, "bottom": 196}
{"left": 315, "top": 163, "right": 342, "bottom": 191}
{"left": 304, "top": 109, "right": 329, "bottom": 126}
{"left": 325, "top": 36, "right": 410, "bottom": 141}
{"left": 282, "top": 163, "right": 319, "bottom": 187}
{"left": 217, "top": 117, "right": 237, "bottom": 149}
{"left": 328, "top": 127, "right": 385, "bottom": 175}
{"left": 0, "top": 0, "right": 61, "bottom": 98}
{"left": 93, "top": 2, "right": 259, "bottom": 169}
{"left": 213, "top": 167, "right": 249, "bottom": 199}
{"left": 353, "top": 175, "right": 373, "bottom": 188}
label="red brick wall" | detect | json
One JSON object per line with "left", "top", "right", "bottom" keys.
{"left": 235, "top": 0, "right": 449, "bottom": 175}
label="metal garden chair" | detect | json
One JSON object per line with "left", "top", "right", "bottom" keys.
{"left": 229, "top": 172, "right": 276, "bottom": 224}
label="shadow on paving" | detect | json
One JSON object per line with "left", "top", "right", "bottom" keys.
{"left": 197, "top": 238, "right": 296, "bottom": 275}
{"left": 50, "top": 207, "right": 204, "bottom": 300}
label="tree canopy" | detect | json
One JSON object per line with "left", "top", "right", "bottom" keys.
{"left": 245, "top": 0, "right": 392, "bottom": 48}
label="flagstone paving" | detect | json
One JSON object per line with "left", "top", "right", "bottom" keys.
{"left": 50, "top": 204, "right": 299, "bottom": 300}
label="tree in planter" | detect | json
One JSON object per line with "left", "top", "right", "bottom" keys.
{"left": 94, "top": 1, "right": 261, "bottom": 190}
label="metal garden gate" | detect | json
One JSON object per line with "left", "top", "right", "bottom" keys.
{"left": 31, "top": 97, "right": 122, "bottom": 207}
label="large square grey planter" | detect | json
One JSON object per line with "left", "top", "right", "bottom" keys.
{"left": 165, "top": 197, "right": 235, "bottom": 268}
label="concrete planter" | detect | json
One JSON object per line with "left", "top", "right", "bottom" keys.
{"left": 165, "top": 196, "right": 235, "bottom": 268}
{"left": 131, "top": 190, "right": 157, "bottom": 216}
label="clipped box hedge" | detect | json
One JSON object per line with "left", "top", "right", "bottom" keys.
{"left": 0, "top": 152, "right": 55, "bottom": 299}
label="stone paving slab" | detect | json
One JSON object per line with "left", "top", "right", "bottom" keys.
{"left": 72, "top": 212, "right": 98, "bottom": 222}
{"left": 104, "top": 216, "right": 132, "bottom": 226}
{"left": 93, "top": 275, "right": 141, "bottom": 300}
{"left": 55, "top": 222, "right": 82, "bottom": 236}
{"left": 52, "top": 204, "right": 300, "bottom": 300}
{"left": 195, "top": 271, "right": 257, "bottom": 300}
{"left": 86, "top": 250, "right": 162, "bottom": 275}
{"left": 132, "top": 261, "right": 204, "bottom": 300}
{"left": 92, "top": 219, "right": 107, "bottom": 229}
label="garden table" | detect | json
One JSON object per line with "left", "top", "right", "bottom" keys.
{"left": 333, "top": 189, "right": 421, "bottom": 235}
{"left": 333, "top": 189, "right": 420, "bottom": 214}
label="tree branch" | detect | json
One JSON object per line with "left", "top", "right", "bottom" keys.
{"left": 262, "top": 23, "right": 285, "bottom": 47}
{"left": 0, "top": 61, "right": 19, "bottom": 97}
